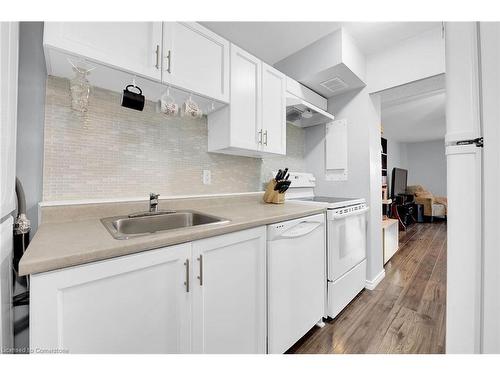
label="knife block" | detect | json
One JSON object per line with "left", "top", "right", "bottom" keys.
{"left": 263, "top": 179, "right": 285, "bottom": 204}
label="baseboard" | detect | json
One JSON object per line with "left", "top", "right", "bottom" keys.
{"left": 365, "top": 269, "right": 386, "bottom": 290}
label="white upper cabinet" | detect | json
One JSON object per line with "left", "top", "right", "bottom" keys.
{"left": 30, "top": 244, "right": 192, "bottom": 354}
{"left": 191, "top": 227, "right": 267, "bottom": 354}
{"left": 261, "top": 63, "right": 286, "bottom": 155}
{"left": 208, "top": 44, "right": 286, "bottom": 157}
{"left": 162, "top": 22, "right": 229, "bottom": 102}
{"left": 44, "top": 22, "right": 163, "bottom": 81}
{"left": 229, "top": 44, "right": 262, "bottom": 151}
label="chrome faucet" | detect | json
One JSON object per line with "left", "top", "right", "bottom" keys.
{"left": 128, "top": 193, "right": 176, "bottom": 218}
{"left": 149, "top": 193, "right": 160, "bottom": 212}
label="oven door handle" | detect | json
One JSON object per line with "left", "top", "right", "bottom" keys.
{"left": 329, "top": 206, "right": 369, "bottom": 220}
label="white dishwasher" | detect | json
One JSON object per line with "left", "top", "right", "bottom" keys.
{"left": 267, "top": 213, "right": 326, "bottom": 354}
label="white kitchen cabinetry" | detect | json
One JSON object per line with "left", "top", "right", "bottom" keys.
{"left": 208, "top": 44, "right": 286, "bottom": 157}
{"left": 30, "top": 243, "right": 192, "bottom": 354}
{"left": 43, "top": 22, "right": 163, "bottom": 81}
{"left": 261, "top": 63, "right": 286, "bottom": 155}
{"left": 192, "top": 227, "right": 267, "bottom": 354}
{"left": 162, "top": 22, "right": 229, "bottom": 102}
{"left": 30, "top": 227, "right": 267, "bottom": 354}
{"left": 43, "top": 22, "right": 229, "bottom": 110}
{"left": 208, "top": 44, "right": 261, "bottom": 155}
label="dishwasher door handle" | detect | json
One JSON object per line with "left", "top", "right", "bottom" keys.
{"left": 279, "top": 221, "right": 323, "bottom": 238}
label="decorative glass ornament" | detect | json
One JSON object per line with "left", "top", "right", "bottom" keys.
{"left": 70, "top": 66, "right": 91, "bottom": 113}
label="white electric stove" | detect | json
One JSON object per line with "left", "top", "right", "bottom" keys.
{"left": 286, "top": 172, "right": 369, "bottom": 319}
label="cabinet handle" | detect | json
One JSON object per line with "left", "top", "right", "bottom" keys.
{"left": 263, "top": 130, "right": 268, "bottom": 146}
{"left": 197, "top": 255, "right": 203, "bottom": 286}
{"left": 258, "top": 130, "right": 263, "bottom": 144}
{"left": 155, "top": 45, "right": 160, "bottom": 69}
{"left": 166, "top": 50, "right": 172, "bottom": 73}
{"left": 184, "top": 259, "right": 189, "bottom": 292}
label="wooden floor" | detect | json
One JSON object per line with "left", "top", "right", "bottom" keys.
{"left": 287, "top": 221, "right": 447, "bottom": 354}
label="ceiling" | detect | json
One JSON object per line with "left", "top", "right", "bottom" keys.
{"left": 381, "top": 76, "right": 446, "bottom": 143}
{"left": 200, "top": 22, "right": 440, "bottom": 65}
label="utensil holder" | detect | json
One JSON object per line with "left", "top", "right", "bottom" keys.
{"left": 263, "top": 179, "right": 285, "bottom": 204}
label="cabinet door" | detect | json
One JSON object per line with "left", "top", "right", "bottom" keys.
{"left": 0, "top": 22, "right": 18, "bottom": 218}
{"left": 30, "top": 244, "right": 192, "bottom": 354}
{"left": 192, "top": 227, "right": 266, "bottom": 353}
{"left": 43, "top": 22, "right": 162, "bottom": 81}
{"left": 229, "top": 44, "right": 262, "bottom": 152}
{"left": 163, "top": 22, "right": 229, "bottom": 102}
{"left": 261, "top": 63, "right": 286, "bottom": 155}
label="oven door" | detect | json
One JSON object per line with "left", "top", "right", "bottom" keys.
{"left": 327, "top": 207, "right": 368, "bottom": 281}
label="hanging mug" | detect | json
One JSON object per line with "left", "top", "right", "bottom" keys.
{"left": 121, "top": 85, "right": 145, "bottom": 111}
{"left": 160, "top": 91, "right": 178, "bottom": 117}
{"left": 181, "top": 96, "right": 203, "bottom": 119}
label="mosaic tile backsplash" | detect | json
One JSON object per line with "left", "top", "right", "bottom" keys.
{"left": 43, "top": 77, "right": 306, "bottom": 201}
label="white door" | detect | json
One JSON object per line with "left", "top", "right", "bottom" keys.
{"left": 229, "top": 44, "right": 262, "bottom": 152}
{"left": 30, "top": 244, "right": 192, "bottom": 354}
{"left": 163, "top": 22, "right": 229, "bottom": 102}
{"left": 267, "top": 215, "right": 325, "bottom": 354}
{"left": 0, "top": 22, "right": 19, "bottom": 218}
{"left": 446, "top": 144, "right": 482, "bottom": 354}
{"left": 192, "top": 227, "right": 266, "bottom": 354}
{"left": 328, "top": 209, "right": 368, "bottom": 281}
{"left": 43, "top": 22, "right": 163, "bottom": 81}
{"left": 261, "top": 63, "right": 286, "bottom": 155}
{"left": 0, "top": 217, "right": 14, "bottom": 350}
{"left": 445, "top": 22, "right": 483, "bottom": 354}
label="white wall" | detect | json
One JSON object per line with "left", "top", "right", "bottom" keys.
{"left": 384, "top": 138, "right": 446, "bottom": 197}
{"left": 405, "top": 140, "right": 447, "bottom": 196}
{"left": 43, "top": 77, "right": 306, "bottom": 201}
{"left": 305, "top": 87, "right": 384, "bottom": 285}
{"left": 16, "top": 22, "right": 46, "bottom": 233}
{"left": 367, "top": 27, "right": 445, "bottom": 93}
{"left": 385, "top": 138, "right": 408, "bottom": 195}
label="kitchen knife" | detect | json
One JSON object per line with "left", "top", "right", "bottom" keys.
{"left": 275, "top": 169, "right": 283, "bottom": 180}
{"left": 279, "top": 180, "right": 291, "bottom": 193}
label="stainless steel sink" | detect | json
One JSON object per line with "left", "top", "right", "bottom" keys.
{"left": 101, "top": 210, "right": 230, "bottom": 240}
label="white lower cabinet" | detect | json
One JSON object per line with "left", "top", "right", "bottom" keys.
{"left": 192, "top": 226, "right": 267, "bottom": 354}
{"left": 30, "top": 243, "right": 192, "bottom": 354}
{"left": 30, "top": 227, "right": 266, "bottom": 354}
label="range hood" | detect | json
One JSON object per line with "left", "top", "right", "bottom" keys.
{"left": 286, "top": 93, "right": 335, "bottom": 127}
{"left": 275, "top": 27, "right": 366, "bottom": 98}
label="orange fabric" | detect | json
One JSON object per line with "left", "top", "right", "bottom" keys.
{"left": 407, "top": 185, "right": 447, "bottom": 217}
{"left": 414, "top": 196, "right": 434, "bottom": 216}
{"left": 415, "top": 191, "right": 433, "bottom": 199}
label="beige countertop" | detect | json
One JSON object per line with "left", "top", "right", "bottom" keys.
{"left": 19, "top": 195, "right": 325, "bottom": 275}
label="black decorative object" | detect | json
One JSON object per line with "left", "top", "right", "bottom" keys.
{"left": 121, "top": 84, "right": 145, "bottom": 111}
